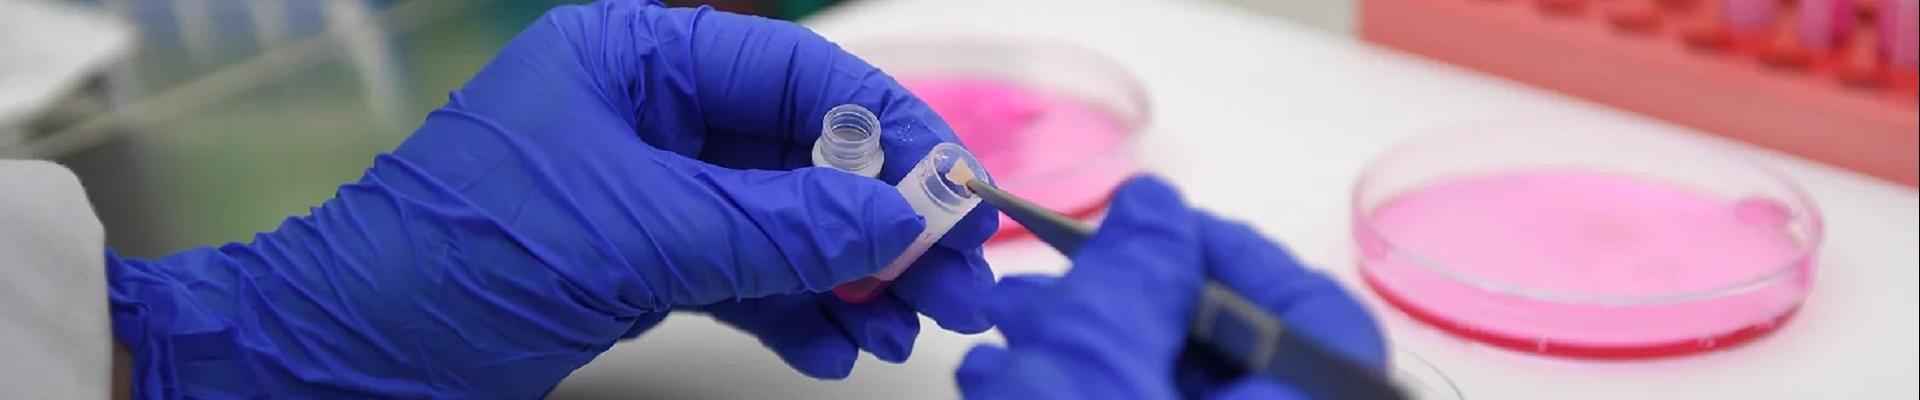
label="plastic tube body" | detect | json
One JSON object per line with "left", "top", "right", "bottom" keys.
{"left": 829, "top": 143, "right": 986, "bottom": 302}
{"left": 810, "top": 105, "right": 987, "bottom": 302}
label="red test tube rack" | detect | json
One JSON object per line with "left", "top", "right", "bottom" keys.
{"left": 1362, "top": 0, "right": 1919, "bottom": 186}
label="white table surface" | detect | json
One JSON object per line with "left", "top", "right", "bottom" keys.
{"left": 552, "top": 0, "right": 1920, "bottom": 398}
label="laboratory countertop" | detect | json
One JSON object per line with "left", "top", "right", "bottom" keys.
{"left": 552, "top": 0, "right": 1920, "bottom": 398}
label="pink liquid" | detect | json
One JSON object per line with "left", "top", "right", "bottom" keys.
{"left": 1357, "top": 170, "right": 1814, "bottom": 357}
{"left": 902, "top": 77, "right": 1135, "bottom": 235}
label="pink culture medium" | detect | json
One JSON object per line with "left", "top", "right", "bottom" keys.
{"left": 1357, "top": 169, "right": 1818, "bottom": 358}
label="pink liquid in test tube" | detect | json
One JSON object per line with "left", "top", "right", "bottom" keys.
{"left": 1358, "top": 170, "right": 1814, "bottom": 357}
{"left": 903, "top": 77, "right": 1136, "bottom": 234}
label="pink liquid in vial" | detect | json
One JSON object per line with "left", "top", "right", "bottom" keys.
{"left": 903, "top": 77, "right": 1135, "bottom": 237}
{"left": 1358, "top": 170, "right": 1814, "bottom": 358}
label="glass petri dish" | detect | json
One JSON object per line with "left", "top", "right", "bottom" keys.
{"left": 1352, "top": 119, "right": 1822, "bottom": 358}
{"left": 1391, "top": 351, "right": 1465, "bottom": 400}
{"left": 848, "top": 37, "right": 1150, "bottom": 240}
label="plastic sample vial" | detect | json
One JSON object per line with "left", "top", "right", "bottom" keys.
{"left": 1354, "top": 119, "right": 1821, "bottom": 358}
{"left": 831, "top": 142, "right": 988, "bottom": 302}
{"left": 825, "top": 142, "right": 990, "bottom": 301}
{"left": 809, "top": 104, "right": 989, "bottom": 303}
{"left": 812, "top": 104, "right": 885, "bottom": 178}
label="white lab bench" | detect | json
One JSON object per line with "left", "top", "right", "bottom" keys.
{"left": 551, "top": 0, "right": 1920, "bottom": 398}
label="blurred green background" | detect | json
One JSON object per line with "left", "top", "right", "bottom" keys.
{"left": 51, "top": 0, "right": 839, "bottom": 257}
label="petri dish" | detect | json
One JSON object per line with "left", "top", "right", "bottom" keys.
{"left": 1391, "top": 351, "right": 1465, "bottom": 400}
{"left": 1352, "top": 119, "right": 1822, "bottom": 358}
{"left": 849, "top": 37, "right": 1150, "bottom": 240}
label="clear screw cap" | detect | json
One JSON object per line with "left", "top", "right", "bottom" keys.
{"left": 812, "top": 104, "right": 885, "bottom": 177}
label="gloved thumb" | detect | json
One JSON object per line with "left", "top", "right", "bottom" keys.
{"left": 1068, "top": 175, "right": 1207, "bottom": 315}
{"left": 649, "top": 153, "right": 925, "bottom": 306}
{"left": 1196, "top": 215, "right": 1389, "bottom": 372}
{"left": 1054, "top": 175, "right": 1206, "bottom": 355}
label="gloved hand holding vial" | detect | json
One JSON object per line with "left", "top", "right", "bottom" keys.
{"left": 811, "top": 104, "right": 991, "bottom": 303}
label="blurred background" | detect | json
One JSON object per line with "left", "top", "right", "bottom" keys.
{"left": 0, "top": 0, "right": 1349, "bottom": 259}
{"left": 5, "top": 0, "right": 1915, "bottom": 399}
{"left": 3, "top": 0, "right": 966, "bottom": 258}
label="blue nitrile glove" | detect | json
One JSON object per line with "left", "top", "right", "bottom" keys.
{"left": 954, "top": 176, "right": 1386, "bottom": 399}
{"left": 105, "top": 1, "right": 997, "bottom": 398}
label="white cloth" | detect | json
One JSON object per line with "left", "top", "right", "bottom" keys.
{"left": 0, "top": 1, "right": 131, "bottom": 145}
{"left": 0, "top": 160, "right": 109, "bottom": 399}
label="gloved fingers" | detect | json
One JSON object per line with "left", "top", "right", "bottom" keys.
{"left": 1054, "top": 175, "right": 1206, "bottom": 345}
{"left": 654, "top": 153, "right": 925, "bottom": 305}
{"left": 954, "top": 345, "right": 1016, "bottom": 388}
{"left": 819, "top": 294, "right": 920, "bottom": 363}
{"left": 1176, "top": 350, "right": 1316, "bottom": 400}
{"left": 925, "top": 204, "right": 1000, "bottom": 319}
{"left": 694, "top": 134, "right": 811, "bottom": 171}
{"left": 670, "top": 6, "right": 1005, "bottom": 201}
{"left": 978, "top": 274, "right": 1059, "bottom": 338}
{"left": 954, "top": 344, "right": 1103, "bottom": 398}
{"left": 955, "top": 332, "right": 1178, "bottom": 399}
{"left": 951, "top": 177, "right": 1293, "bottom": 399}
{"left": 1208, "top": 379, "right": 1311, "bottom": 400}
{"left": 671, "top": 7, "right": 941, "bottom": 158}
{"left": 1195, "top": 215, "right": 1389, "bottom": 371}
{"left": 935, "top": 201, "right": 999, "bottom": 250}
{"left": 703, "top": 295, "right": 859, "bottom": 380}
{"left": 1174, "top": 348, "right": 1242, "bottom": 398}
{"left": 960, "top": 176, "right": 1202, "bottom": 371}
{"left": 666, "top": 6, "right": 1006, "bottom": 263}
{"left": 888, "top": 246, "right": 995, "bottom": 334}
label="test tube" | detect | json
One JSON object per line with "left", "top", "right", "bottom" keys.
{"left": 1722, "top": 0, "right": 1778, "bottom": 35}
{"left": 812, "top": 104, "right": 885, "bottom": 178}
{"left": 1798, "top": 0, "right": 1853, "bottom": 52}
{"left": 1837, "top": 14, "right": 1888, "bottom": 85}
{"left": 832, "top": 142, "right": 988, "bottom": 303}
{"left": 1886, "top": 0, "right": 1919, "bottom": 68}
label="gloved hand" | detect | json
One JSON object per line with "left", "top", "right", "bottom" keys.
{"left": 954, "top": 176, "right": 1386, "bottom": 399}
{"left": 106, "top": 1, "right": 995, "bottom": 398}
